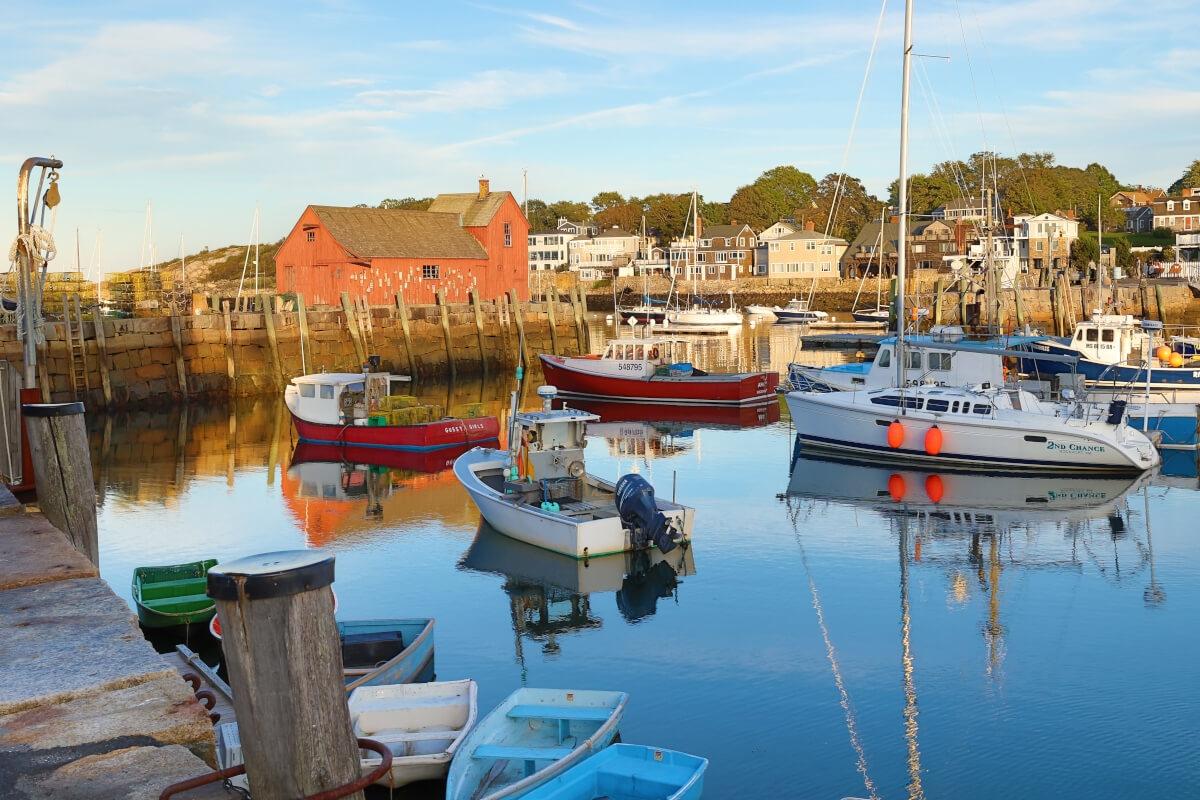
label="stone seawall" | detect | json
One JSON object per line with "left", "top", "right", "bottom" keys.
{"left": 2, "top": 299, "right": 586, "bottom": 409}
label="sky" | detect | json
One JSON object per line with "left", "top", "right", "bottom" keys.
{"left": 2, "top": 0, "right": 1197, "bottom": 274}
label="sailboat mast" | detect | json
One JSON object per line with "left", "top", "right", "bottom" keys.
{"left": 1097, "top": 193, "right": 1104, "bottom": 310}
{"left": 895, "top": 0, "right": 914, "bottom": 391}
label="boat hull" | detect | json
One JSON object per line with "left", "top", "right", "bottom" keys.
{"left": 665, "top": 310, "right": 742, "bottom": 326}
{"left": 290, "top": 441, "right": 474, "bottom": 473}
{"left": 540, "top": 355, "right": 777, "bottom": 406}
{"left": 1017, "top": 338, "right": 1200, "bottom": 399}
{"left": 454, "top": 448, "right": 694, "bottom": 559}
{"left": 340, "top": 618, "right": 436, "bottom": 691}
{"left": 774, "top": 310, "right": 826, "bottom": 324}
{"left": 563, "top": 397, "right": 780, "bottom": 428}
{"left": 289, "top": 412, "right": 499, "bottom": 452}
{"left": 523, "top": 744, "right": 708, "bottom": 800}
{"left": 852, "top": 309, "right": 891, "bottom": 324}
{"left": 785, "top": 391, "right": 1156, "bottom": 473}
{"left": 132, "top": 559, "right": 218, "bottom": 629}
{"left": 618, "top": 308, "right": 666, "bottom": 323}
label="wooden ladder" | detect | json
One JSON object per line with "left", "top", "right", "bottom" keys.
{"left": 63, "top": 294, "right": 90, "bottom": 400}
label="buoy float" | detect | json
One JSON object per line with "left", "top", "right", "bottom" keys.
{"left": 925, "top": 473, "right": 944, "bottom": 504}
{"left": 1169, "top": 352, "right": 1185, "bottom": 368}
{"left": 888, "top": 473, "right": 906, "bottom": 502}
{"left": 1156, "top": 345, "right": 1172, "bottom": 363}
{"left": 887, "top": 419, "right": 905, "bottom": 449}
{"left": 924, "top": 425, "right": 943, "bottom": 456}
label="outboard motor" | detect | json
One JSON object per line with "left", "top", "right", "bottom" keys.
{"left": 1105, "top": 399, "right": 1127, "bottom": 426}
{"left": 614, "top": 473, "right": 683, "bottom": 554}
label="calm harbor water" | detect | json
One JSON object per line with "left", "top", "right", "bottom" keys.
{"left": 90, "top": 320, "right": 1199, "bottom": 799}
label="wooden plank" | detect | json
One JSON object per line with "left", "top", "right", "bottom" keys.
{"left": 393, "top": 293, "right": 417, "bottom": 378}
{"left": 569, "top": 285, "right": 585, "bottom": 353}
{"left": 507, "top": 290, "right": 531, "bottom": 371}
{"left": 435, "top": 290, "right": 456, "bottom": 381}
{"left": 546, "top": 294, "right": 560, "bottom": 355}
{"left": 469, "top": 289, "right": 488, "bottom": 378}
{"left": 22, "top": 405, "right": 98, "bottom": 565}
{"left": 222, "top": 302, "right": 236, "bottom": 396}
{"left": 259, "top": 293, "right": 283, "bottom": 390}
{"left": 168, "top": 313, "right": 189, "bottom": 397}
{"left": 340, "top": 292, "right": 367, "bottom": 367}
{"left": 296, "top": 292, "right": 310, "bottom": 374}
{"left": 92, "top": 310, "right": 112, "bottom": 407}
{"left": 210, "top": 553, "right": 364, "bottom": 800}
{"left": 577, "top": 284, "right": 590, "bottom": 351}
{"left": 497, "top": 295, "right": 512, "bottom": 368}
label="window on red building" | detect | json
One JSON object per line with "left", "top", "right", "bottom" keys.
{"left": 422, "top": 264, "right": 440, "bottom": 279}
{"left": 305, "top": 230, "right": 315, "bottom": 242}
{"left": 504, "top": 223, "right": 512, "bottom": 247}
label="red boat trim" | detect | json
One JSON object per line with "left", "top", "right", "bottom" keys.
{"left": 555, "top": 389, "right": 776, "bottom": 407}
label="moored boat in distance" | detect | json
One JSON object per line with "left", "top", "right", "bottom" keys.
{"left": 341, "top": 618, "right": 436, "bottom": 690}
{"left": 285, "top": 371, "right": 499, "bottom": 451}
{"left": 743, "top": 304, "right": 777, "bottom": 320}
{"left": 132, "top": 559, "right": 218, "bottom": 628}
{"left": 540, "top": 337, "right": 776, "bottom": 406}
{"left": 522, "top": 743, "right": 708, "bottom": 800}
{"left": 455, "top": 387, "right": 694, "bottom": 559}
{"left": 851, "top": 306, "right": 891, "bottom": 324}
{"left": 446, "top": 687, "right": 627, "bottom": 800}
{"left": 772, "top": 298, "right": 828, "bottom": 324}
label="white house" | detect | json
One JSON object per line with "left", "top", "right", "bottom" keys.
{"left": 1011, "top": 212, "right": 1079, "bottom": 273}
{"left": 527, "top": 217, "right": 593, "bottom": 273}
{"left": 568, "top": 227, "right": 640, "bottom": 282}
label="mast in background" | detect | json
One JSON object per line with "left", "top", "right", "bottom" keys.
{"left": 894, "top": 0, "right": 914, "bottom": 390}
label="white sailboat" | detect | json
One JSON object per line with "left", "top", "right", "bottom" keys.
{"left": 664, "top": 191, "right": 742, "bottom": 328}
{"left": 785, "top": 0, "right": 1159, "bottom": 475}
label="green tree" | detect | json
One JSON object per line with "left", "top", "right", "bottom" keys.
{"left": 1070, "top": 234, "right": 1099, "bottom": 274}
{"left": 1168, "top": 159, "right": 1200, "bottom": 195}
{"left": 590, "top": 191, "right": 626, "bottom": 213}
{"left": 378, "top": 197, "right": 432, "bottom": 210}
{"left": 1112, "top": 236, "right": 1134, "bottom": 271}
{"left": 728, "top": 166, "right": 818, "bottom": 229}
{"left": 523, "top": 199, "right": 555, "bottom": 230}
{"left": 642, "top": 193, "right": 694, "bottom": 240}
{"left": 594, "top": 200, "right": 643, "bottom": 233}
{"left": 887, "top": 172, "right": 959, "bottom": 216}
{"left": 809, "top": 173, "right": 883, "bottom": 241}
{"left": 547, "top": 200, "right": 591, "bottom": 224}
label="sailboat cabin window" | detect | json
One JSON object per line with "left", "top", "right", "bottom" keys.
{"left": 1101, "top": 329, "right": 1115, "bottom": 342}
{"left": 951, "top": 401, "right": 960, "bottom": 413}
{"left": 319, "top": 384, "right": 335, "bottom": 399}
{"left": 928, "top": 352, "right": 952, "bottom": 370}
{"left": 1075, "top": 329, "right": 1085, "bottom": 341}
{"left": 1085, "top": 328, "right": 1099, "bottom": 342}
{"left": 299, "top": 383, "right": 315, "bottom": 398}
{"left": 878, "top": 348, "right": 892, "bottom": 368}
{"left": 926, "top": 398, "right": 950, "bottom": 412}
{"left": 907, "top": 351, "right": 922, "bottom": 369}
{"left": 973, "top": 403, "right": 991, "bottom": 415}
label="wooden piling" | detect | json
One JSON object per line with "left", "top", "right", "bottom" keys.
{"left": 168, "top": 313, "right": 189, "bottom": 397}
{"left": 22, "top": 402, "right": 98, "bottom": 564}
{"left": 1139, "top": 281, "right": 1150, "bottom": 318}
{"left": 207, "top": 551, "right": 364, "bottom": 800}
{"left": 508, "top": 290, "right": 531, "bottom": 369}
{"left": 1013, "top": 285, "right": 1026, "bottom": 331}
{"left": 1154, "top": 284, "right": 1165, "bottom": 323}
{"left": 393, "top": 293, "right": 418, "bottom": 378}
{"left": 222, "top": 302, "right": 236, "bottom": 396}
{"left": 469, "top": 289, "right": 488, "bottom": 378}
{"left": 340, "top": 292, "right": 367, "bottom": 367}
{"left": 569, "top": 286, "right": 585, "bottom": 353}
{"left": 958, "top": 279, "right": 969, "bottom": 327}
{"left": 932, "top": 278, "right": 944, "bottom": 326}
{"left": 92, "top": 308, "right": 112, "bottom": 407}
{"left": 36, "top": 339, "right": 50, "bottom": 403}
{"left": 435, "top": 290, "right": 456, "bottom": 381}
{"left": 496, "top": 296, "right": 512, "bottom": 368}
{"left": 546, "top": 295, "right": 560, "bottom": 355}
{"left": 577, "top": 284, "right": 591, "bottom": 351}
{"left": 296, "top": 293, "right": 311, "bottom": 374}
{"left": 259, "top": 293, "right": 284, "bottom": 390}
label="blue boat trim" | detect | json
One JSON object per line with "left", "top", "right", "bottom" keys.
{"left": 298, "top": 435, "right": 498, "bottom": 452}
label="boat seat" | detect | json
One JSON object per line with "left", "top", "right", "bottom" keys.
{"left": 473, "top": 745, "right": 574, "bottom": 761}
{"left": 138, "top": 577, "right": 208, "bottom": 600}
{"left": 506, "top": 705, "right": 612, "bottom": 722}
{"left": 140, "top": 592, "right": 213, "bottom": 611}
{"left": 358, "top": 728, "right": 458, "bottom": 743}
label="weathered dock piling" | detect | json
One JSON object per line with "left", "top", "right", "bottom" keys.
{"left": 21, "top": 401, "right": 98, "bottom": 564}
{"left": 207, "top": 551, "right": 364, "bottom": 800}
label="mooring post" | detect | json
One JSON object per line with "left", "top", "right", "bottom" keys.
{"left": 168, "top": 312, "right": 189, "bottom": 397}
{"left": 546, "top": 291, "right": 560, "bottom": 355}
{"left": 1154, "top": 284, "right": 1165, "bottom": 323}
{"left": 91, "top": 306, "right": 112, "bottom": 407}
{"left": 259, "top": 293, "right": 283, "bottom": 390}
{"left": 469, "top": 289, "right": 488, "bottom": 378}
{"left": 435, "top": 290, "right": 457, "bottom": 381}
{"left": 577, "top": 284, "right": 591, "bottom": 351}
{"left": 392, "top": 293, "right": 418, "bottom": 379}
{"left": 22, "top": 401, "right": 98, "bottom": 564}
{"left": 340, "top": 292, "right": 367, "bottom": 367}
{"left": 296, "top": 292, "right": 311, "bottom": 375}
{"left": 507, "top": 290, "right": 531, "bottom": 369}
{"left": 568, "top": 285, "right": 584, "bottom": 353}
{"left": 496, "top": 296, "right": 512, "bottom": 368}
{"left": 1013, "top": 285, "right": 1026, "bottom": 330}
{"left": 207, "top": 551, "right": 364, "bottom": 800}
{"left": 932, "top": 278, "right": 944, "bottom": 326}
{"left": 222, "top": 301, "right": 236, "bottom": 397}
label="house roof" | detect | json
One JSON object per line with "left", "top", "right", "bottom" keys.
{"left": 911, "top": 220, "right": 953, "bottom": 235}
{"left": 427, "top": 191, "right": 512, "bottom": 227}
{"left": 701, "top": 224, "right": 752, "bottom": 239}
{"left": 595, "top": 228, "right": 638, "bottom": 239}
{"left": 776, "top": 230, "right": 847, "bottom": 244}
{"left": 845, "top": 221, "right": 900, "bottom": 255}
{"left": 311, "top": 206, "right": 487, "bottom": 260}
{"left": 1112, "top": 189, "right": 1164, "bottom": 205}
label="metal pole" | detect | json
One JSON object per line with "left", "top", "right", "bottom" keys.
{"left": 16, "top": 157, "right": 63, "bottom": 390}
{"left": 894, "top": 0, "right": 914, "bottom": 392}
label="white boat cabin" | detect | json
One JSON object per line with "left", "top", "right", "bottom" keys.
{"left": 286, "top": 372, "right": 411, "bottom": 425}
{"left": 512, "top": 405, "right": 600, "bottom": 484}
{"left": 1068, "top": 314, "right": 1156, "bottom": 365}
{"left": 861, "top": 330, "right": 1005, "bottom": 390}
{"left": 589, "top": 337, "right": 694, "bottom": 378}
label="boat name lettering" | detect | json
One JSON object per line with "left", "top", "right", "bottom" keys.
{"left": 1046, "top": 490, "right": 1108, "bottom": 501}
{"left": 617, "top": 362, "right": 642, "bottom": 371}
{"left": 1044, "top": 441, "right": 1106, "bottom": 454}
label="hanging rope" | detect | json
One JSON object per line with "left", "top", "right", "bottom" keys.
{"left": 8, "top": 225, "right": 57, "bottom": 270}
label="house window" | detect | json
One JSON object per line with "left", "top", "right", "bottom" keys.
{"left": 504, "top": 222, "right": 512, "bottom": 247}
{"left": 1167, "top": 201, "right": 1175, "bottom": 211}
{"left": 299, "top": 383, "right": 315, "bottom": 398}
{"left": 422, "top": 264, "right": 440, "bottom": 279}
{"left": 696, "top": 253, "right": 706, "bottom": 262}
{"left": 305, "top": 230, "right": 316, "bottom": 242}
{"left": 707, "top": 265, "right": 716, "bottom": 275}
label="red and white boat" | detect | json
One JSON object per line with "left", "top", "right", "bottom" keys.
{"left": 284, "top": 372, "right": 499, "bottom": 452}
{"left": 539, "top": 336, "right": 777, "bottom": 406}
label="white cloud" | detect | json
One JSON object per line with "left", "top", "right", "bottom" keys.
{"left": 355, "top": 70, "right": 572, "bottom": 114}
{"left": 260, "top": 84, "right": 283, "bottom": 98}
{"left": 326, "top": 77, "right": 375, "bottom": 87}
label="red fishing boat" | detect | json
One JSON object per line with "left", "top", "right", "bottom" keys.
{"left": 539, "top": 336, "right": 777, "bottom": 406}
{"left": 284, "top": 372, "right": 499, "bottom": 451}
{"left": 561, "top": 397, "right": 780, "bottom": 428}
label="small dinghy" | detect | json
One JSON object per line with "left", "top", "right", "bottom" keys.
{"left": 350, "top": 679, "right": 478, "bottom": 789}
{"left": 455, "top": 386, "right": 694, "bottom": 560}
{"left": 523, "top": 744, "right": 708, "bottom": 800}
{"left": 131, "top": 559, "right": 218, "bottom": 628}
{"left": 446, "top": 688, "right": 627, "bottom": 800}
{"left": 341, "top": 618, "right": 436, "bottom": 690}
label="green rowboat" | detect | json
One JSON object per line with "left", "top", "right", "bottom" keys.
{"left": 132, "top": 559, "right": 219, "bottom": 628}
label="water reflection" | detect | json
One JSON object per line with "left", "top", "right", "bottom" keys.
{"left": 459, "top": 526, "right": 695, "bottom": 671}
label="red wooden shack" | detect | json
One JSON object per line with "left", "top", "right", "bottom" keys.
{"left": 275, "top": 179, "right": 529, "bottom": 306}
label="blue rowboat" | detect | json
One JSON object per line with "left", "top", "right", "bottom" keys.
{"left": 446, "top": 688, "right": 627, "bottom": 800}
{"left": 523, "top": 744, "right": 708, "bottom": 800}
{"left": 340, "top": 618, "right": 435, "bottom": 692}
